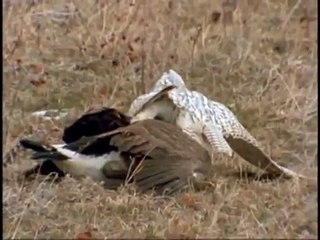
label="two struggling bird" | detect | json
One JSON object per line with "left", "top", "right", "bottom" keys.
{"left": 20, "top": 107, "right": 213, "bottom": 195}
{"left": 128, "top": 70, "right": 310, "bottom": 179}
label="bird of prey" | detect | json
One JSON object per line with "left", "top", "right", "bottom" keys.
{"left": 128, "top": 70, "right": 310, "bottom": 179}
{"left": 20, "top": 107, "right": 212, "bottom": 195}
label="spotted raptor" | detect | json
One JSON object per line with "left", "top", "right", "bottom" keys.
{"left": 128, "top": 69, "right": 311, "bottom": 179}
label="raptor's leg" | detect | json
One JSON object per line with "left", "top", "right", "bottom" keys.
{"left": 175, "top": 112, "right": 204, "bottom": 146}
{"left": 203, "top": 124, "right": 233, "bottom": 157}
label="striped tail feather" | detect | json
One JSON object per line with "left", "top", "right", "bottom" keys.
{"left": 20, "top": 138, "right": 122, "bottom": 181}
{"left": 19, "top": 139, "right": 49, "bottom": 152}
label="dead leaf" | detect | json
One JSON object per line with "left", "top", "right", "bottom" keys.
{"left": 178, "top": 193, "right": 198, "bottom": 209}
{"left": 75, "top": 231, "right": 92, "bottom": 240}
{"left": 29, "top": 77, "right": 47, "bottom": 87}
{"left": 29, "top": 63, "right": 45, "bottom": 74}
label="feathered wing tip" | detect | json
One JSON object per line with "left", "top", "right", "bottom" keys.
{"left": 63, "top": 107, "right": 131, "bottom": 144}
{"left": 152, "top": 69, "right": 186, "bottom": 92}
{"left": 225, "top": 136, "right": 315, "bottom": 180}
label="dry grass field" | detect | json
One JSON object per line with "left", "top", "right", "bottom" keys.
{"left": 3, "top": 0, "right": 318, "bottom": 239}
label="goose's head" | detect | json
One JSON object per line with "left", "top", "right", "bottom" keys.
{"left": 63, "top": 107, "right": 131, "bottom": 143}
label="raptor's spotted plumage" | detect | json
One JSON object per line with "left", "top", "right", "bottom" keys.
{"left": 129, "top": 70, "right": 310, "bottom": 179}
{"left": 20, "top": 108, "right": 212, "bottom": 195}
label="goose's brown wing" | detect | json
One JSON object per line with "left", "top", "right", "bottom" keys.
{"left": 134, "top": 156, "right": 212, "bottom": 195}
{"left": 103, "top": 119, "right": 209, "bottom": 160}
{"left": 102, "top": 119, "right": 212, "bottom": 194}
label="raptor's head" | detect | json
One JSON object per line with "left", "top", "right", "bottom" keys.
{"left": 151, "top": 69, "right": 186, "bottom": 92}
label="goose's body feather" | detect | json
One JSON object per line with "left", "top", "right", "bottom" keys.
{"left": 129, "top": 70, "right": 309, "bottom": 179}
{"left": 91, "top": 119, "right": 213, "bottom": 194}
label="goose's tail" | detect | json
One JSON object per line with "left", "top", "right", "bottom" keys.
{"left": 19, "top": 139, "right": 68, "bottom": 161}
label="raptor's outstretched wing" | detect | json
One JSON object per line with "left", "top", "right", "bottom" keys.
{"left": 224, "top": 134, "right": 311, "bottom": 179}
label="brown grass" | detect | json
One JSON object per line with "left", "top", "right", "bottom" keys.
{"left": 3, "top": 0, "right": 318, "bottom": 238}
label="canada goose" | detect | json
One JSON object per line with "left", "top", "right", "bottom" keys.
{"left": 20, "top": 108, "right": 212, "bottom": 195}
{"left": 20, "top": 107, "right": 131, "bottom": 179}
{"left": 128, "top": 70, "right": 310, "bottom": 179}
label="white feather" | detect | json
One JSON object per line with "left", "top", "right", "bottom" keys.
{"left": 50, "top": 145, "right": 123, "bottom": 181}
{"left": 131, "top": 98, "right": 177, "bottom": 123}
